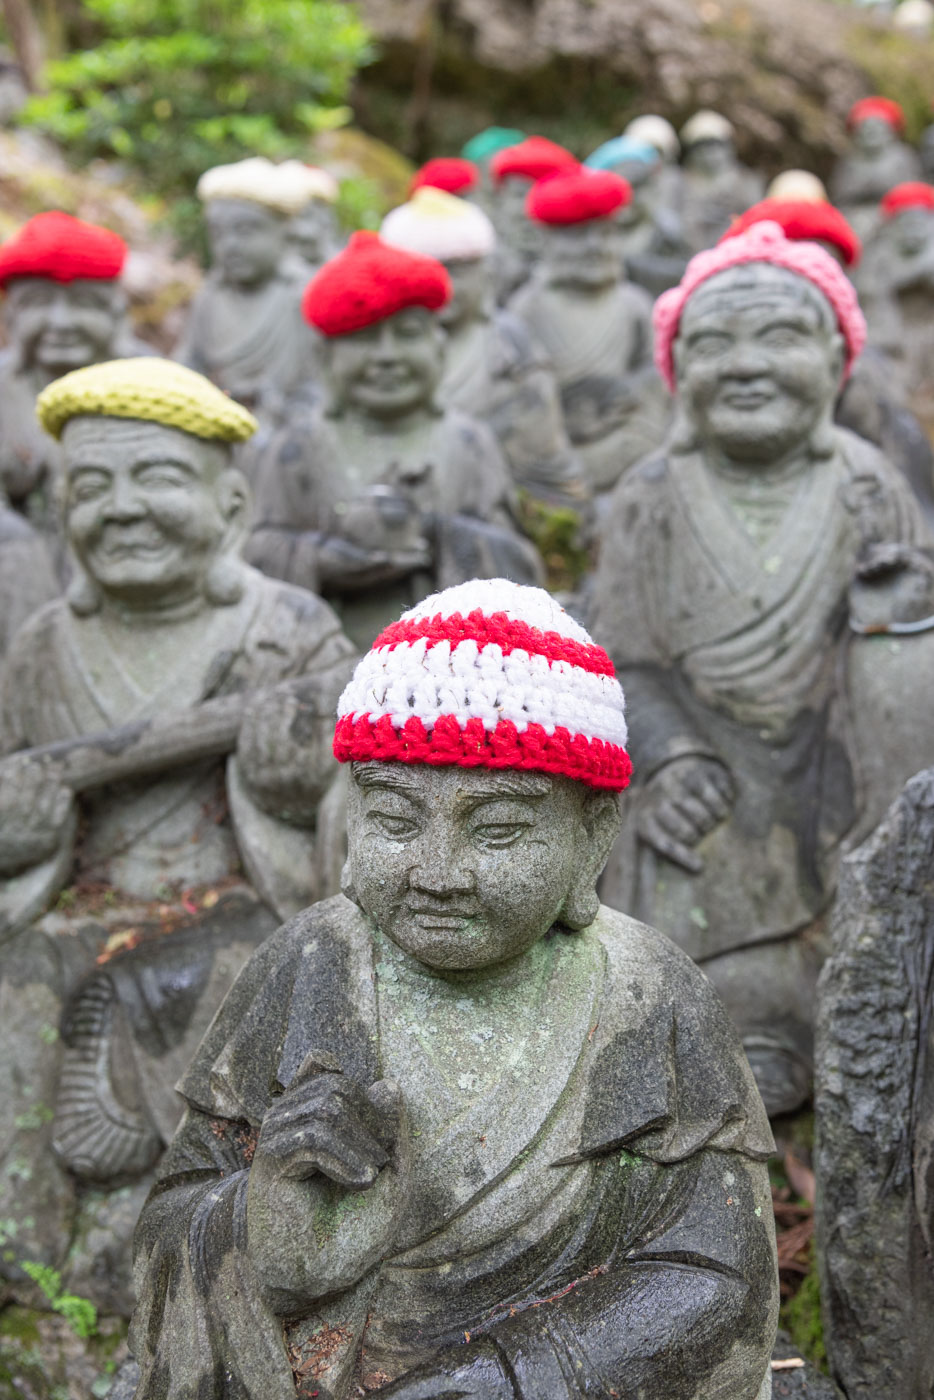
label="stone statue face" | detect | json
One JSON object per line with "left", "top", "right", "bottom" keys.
{"left": 542, "top": 217, "right": 623, "bottom": 290}
{"left": 686, "top": 138, "right": 734, "bottom": 175}
{"left": 853, "top": 117, "right": 893, "bottom": 156}
{"left": 62, "top": 415, "right": 243, "bottom": 610}
{"left": 892, "top": 207, "right": 934, "bottom": 259}
{"left": 438, "top": 256, "right": 490, "bottom": 329}
{"left": 287, "top": 198, "right": 337, "bottom": 268}
{"left": 4, "top": 276, "right": 124, "bottom": 375}
{"left": 496, "top": 177, "right": 543, "bottom": 257}
{"left": 322, "top": 308, "right": 445, "bottom": 419}
{"left": 204, "top": 197, "right": 288, "bottom": 288}
{"left": 674, "top": 263, "right": 843, "bottom": 464}
{"left": 346, "top": 762, "right": 616, "bottom": 971}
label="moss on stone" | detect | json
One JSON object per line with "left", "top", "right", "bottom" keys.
{"left": 781, "top": 1253, "right": 827, "bottom": 1372}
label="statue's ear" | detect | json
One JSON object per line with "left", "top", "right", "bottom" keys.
{"left": 558, "top": 791, "right": 622, "bottom": 931}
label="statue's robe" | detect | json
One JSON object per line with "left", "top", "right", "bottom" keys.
{"left": 508, "top": 273, "right": 669, "bottom": 497}
{"left": 0, "top": 567, "right": 355, "bottom": 1303}
{"left": 131, "top": 896, "right": 778, "bottom": 1400}
{"left": 0, "top": 500, "right": 58, "bottom": 663}
{"left": 247, "top": 405, "right": 544, "bottom": 649}
{"left": 830, "top": 143, "right": 922, "bottom": 242}
{"left": 438, "top": 307, "right": 587, "bottom": 508}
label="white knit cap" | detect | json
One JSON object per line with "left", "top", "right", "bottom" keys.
{"left": 766, "top": 170, "right": 828, "bottom": 203}
{"left": 381, "top": 187, "right": 496, "bottom": 262}
{"left": 197, "top": 158, "right": 338, "bottom": 215}
{"left": 681, "top": 110, "right": 734, "bottom": 146}
{"left": 334, "top": 579, "right": 631, "bottom": 791}
{"left": 624, "top": 115, "right": 680, "bottom": 161}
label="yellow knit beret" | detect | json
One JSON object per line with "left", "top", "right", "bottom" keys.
{"left": 36, "top": 358, "right": 258, "bottom": 443}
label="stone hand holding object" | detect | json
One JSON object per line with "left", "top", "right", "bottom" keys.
{"left": 335, "top": 484, "right": 433, "bottom": 582}
{"left": 246, "top": 1051, "right": 409, "bottom": 1314}
{"left": 0, "top": 750, "right": 74, "bottom": 876}
{"left": 236, "top": 675, "right": 349, "bottom": 826}
{"left": 637, "top": 755, "right": 735, "bottom": 874}
{"left": 850, "top": 539, "right": 934, "bottom": 630}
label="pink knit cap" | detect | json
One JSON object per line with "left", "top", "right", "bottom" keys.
{"left": 652, "top": 220, "right": 867, "bottom": 392}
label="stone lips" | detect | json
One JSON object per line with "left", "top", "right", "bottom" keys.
{"left": 722, "top": 198, "right": 862, "bottom": 267}
{"left": 334, "top": 579, "right": 631, "bottom": 791}
{"left": 301, "top": 230, "right": 452, "bottom": 336}
{"left": 653, "top": 220, "right": 867, "bottom": 392}
{"left": 0, "top": 211, "right": 127, "bottom": 287}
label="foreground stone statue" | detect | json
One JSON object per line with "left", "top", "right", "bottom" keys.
{"left": 815, "top": 768, "right": 934, "bottom": 1399}
{"left": 591, "top": 222, "right": 929, "bottom": 1117}
{"left": 509, "top": 167, "right": 669, "bottom": 499}
{"left": 381, "top": 187, "right": 587, "bottom": 508}
{"left": 130, "top": 578, "right": 779, "bottom": 1400}
{"left": 248, "top": 232, "right": 543, "bottom": 649}
{"left": 830, "top": 97, "right": 921, "bottom": 243}
{"left": 175, "top": 157, "right": 322, "bottom": 416}
{"left": 0, "top": 211, "right": 148, "bottom": 546}
{"left": 679, "top": 110, "right": 763, "bottom": 252}
{"left": 487, "top": 136, "right": 578, "bottom": 302}
{"left": 0, "top": 359, "right": 355, "bottom": 1310}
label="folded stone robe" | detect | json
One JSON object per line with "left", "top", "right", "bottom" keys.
{"left": 131, "top": 895, "right": 778, "bottom": 1400}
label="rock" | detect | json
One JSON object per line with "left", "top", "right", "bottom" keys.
{"left": 771, "top": 1332, "right": 841, "bottom": 1397}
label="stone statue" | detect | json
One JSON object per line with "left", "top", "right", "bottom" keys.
{"left": 281, "top": 166, "right": 342, "bottom": 282}
{"left": 815, "top": 768, "right": 934, "bottom": 1398}
{"left": 174, "top": 157, "right": 323, "bottom": 418}
{"left": 584, "top": 135, "right": 691, "bottom": 296}
{"left": 590, "top": 223, "right": 930, "bottom": 1118}
{"left": 829, "top": 97, "right": 921, "bottom": 243}
{"left": 0, "top": 358, "right": 356, "bottom": 1313}
{"left": 487, "top": 136, "right": 579, "bottom": 302}
{"left": 509, "top": 168, "right": 670, "bottom": 499}
{"left": 624, "top": 113, "right": 686, "bottom": 225}
{"left": 921, "top": 123, "right": 934, "bottom": 183}
{"left": 0, "top": 211, "right": 149, "bottom": 548}
{"left": 130, "top": 578, "right": 779, "bottom": 1400}
{"left": 247, "top": 232, "right": 543, "bottom": 650}
{"left": 679, "top": 110, "right": 764, "bottom": 252}
{"left": 381, "top": 188, "right": 587, "bottom": 509}
{"left": 857, "top": 181, "right": 934, "bottom": 407}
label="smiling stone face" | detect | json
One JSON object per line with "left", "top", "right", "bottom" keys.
{"left": 62, "top": 415, "right": 239, "bottom": 609}
{"left": 674, "top": 262, "right": 844, "bottom": 463}
{"left": 346, "top": 763, "right": 612, "bottom": 971}
{"left": 5, "top": 276, "right": 124, "bottom": 375}
{"left": 322, "top": 307, "right": 445, "bottom": 419}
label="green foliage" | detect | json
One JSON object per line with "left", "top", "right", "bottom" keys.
{"left": 516, "top": 493, "right": 591, "bottom": 592}
{"left": 22, "top": 1, "right": 374, "bottom": 204}
{"left": 781, "top": 1255, "right": 827, "bottom": 1371}
{"left": 19, "top": 1262, "right": 98, "bottom": 1340}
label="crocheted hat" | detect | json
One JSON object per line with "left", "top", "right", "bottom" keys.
{"left": 382, "top": 188, "right": 496, "bottom": 262}
{"left": 848, "top": 97, "right": 904, "bottom": 133}
{"left": 624, "top": 115, "right": 680, "bottom": 161}
{"left": 722, "top": 199, "right": 862, "bottom": 268}
{"left": 489, "top": 137, "right": 579, "bottom": 185}
{"left": 334, "top": 578, "right": 631, "bottom": 791}
{"left": 653, "top": 220, "right": 866, "bottom": 392}
{"left": 36, "top": 358, "right": 258, "bottom": 442}
{"left": 766, "top": 170, "right": 828, "bottom": 204}
{"left": 302, "top": 231, "right": 451, "bottom": 336}
{"left": 461, "top": 127, "right": 526, "bottom": 164}
{"left": 881, "top": 182, "right": 934, "bottom": 217}
{"left": 527, "top": 169, "right": 632, "bottom": 225}
{"left": 197, "top": 157, "right": 337, "bottom": 214}
{"left": 0, "top": 212, "right": 127, "bottom": 288}
{"left": 584, "top": 136, "right": 658, "bottom": 172}
{"left": 409, "top": 157, "right": 479, "bottom": 197}
{"left": 681, "top": 110, "right": 734, "bottom": 146}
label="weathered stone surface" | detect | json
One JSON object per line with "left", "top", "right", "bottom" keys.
{"left": 815, "top": 768, "right": 934, "bottom": 1399}
{"left": 771, "top": 1333, "right": 841, "bottom": 1398}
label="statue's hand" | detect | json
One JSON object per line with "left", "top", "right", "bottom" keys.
{"left": 0, "top": 752, "right": 73, "bottom": 877}
{"left": 315, "top": 533, "right": 432, "bottom": 590}
{"left": 237, "top": 682, "right": 337, "bottom": 825}
{"left": 637, "top": 755, "right": 734, "bottom": 874}
{"left": 376, "top": 1340, "right": 514, "bottom": 1399}
{"left": 851, "top": 541, "right": 934, "bottom": 628}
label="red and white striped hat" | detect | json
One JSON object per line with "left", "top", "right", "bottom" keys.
{"left": 334, "top": 579, "right": 631, "bottom": 790}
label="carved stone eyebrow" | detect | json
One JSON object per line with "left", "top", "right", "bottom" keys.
{"left": 456, "top": 772, "right": 552, "bottom": 803}
{"left": 352, "top": 762, "right": 424, "bottom": 795}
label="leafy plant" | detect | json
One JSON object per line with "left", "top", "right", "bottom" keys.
{"left": 22, "top": 0, "right": 374, "bottom": 208}
{"left": 19, "top": 1261, "right": 98, "bottom": 1339}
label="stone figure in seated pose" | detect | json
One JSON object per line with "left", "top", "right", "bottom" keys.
{"left": 381, "top": 187, "right": 586, "bottom": 509}
{"left": 679, "top": 111, "right": 763, "bottom": 252}
{"left": 174, "top": 157, "right": 323, "bottom": 417}
{"left": 487, "top": 135, "right": 578, "bottom": 302}
{"left": 130, "top": 577, "right": 779, "bottom": 1400}
{"left": 857, "top": 182, "right": 934, "bottom": 408}
{"left": 509, "top": 168, "right": 670, "bottom": 500}
{"left": 247, "top": 232, "right": 543, "bottom": 650}
{"left": 583, "top": 135, "right": 691, "bottom": 297}
{"left": 590, "top": 222, "right": 931, "bottom": 1118}
{"left": 281, "top": 164, "right": 342, "bottom": 283}
{"left": 830, "top": 97, "right": 921, "bottom": 243}
{"left": 0, "top": 359, "right": 355, "bottom": 1311}
{"left": 0, "top": 211, "right": 148, "bottom": 557}
{"left": 816, "top": 769, "right": 934, "bottom": 1399}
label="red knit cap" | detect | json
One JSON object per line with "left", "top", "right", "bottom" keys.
{"left": 409, "top": 157, "right": 478, "bottom": 197}
{"left": 0, "top": 212, "right": 127, "bottom": 289}
{"left": 527, "top": 169, "right": 632, "bottom": 225}
{"left": 848, "top": 96, "right": 905, "bottom": 133}
{"left": 302, "top": 230, "right": 451, "bottom": 337}
{"left": 722, "top": 199, "right": 862, "bottom": 268}
{"left": 490, "top": 136, "right": 579, "bottom": 185}
{"left": 881, "top": 182, "right": 934, "bottom": 218}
